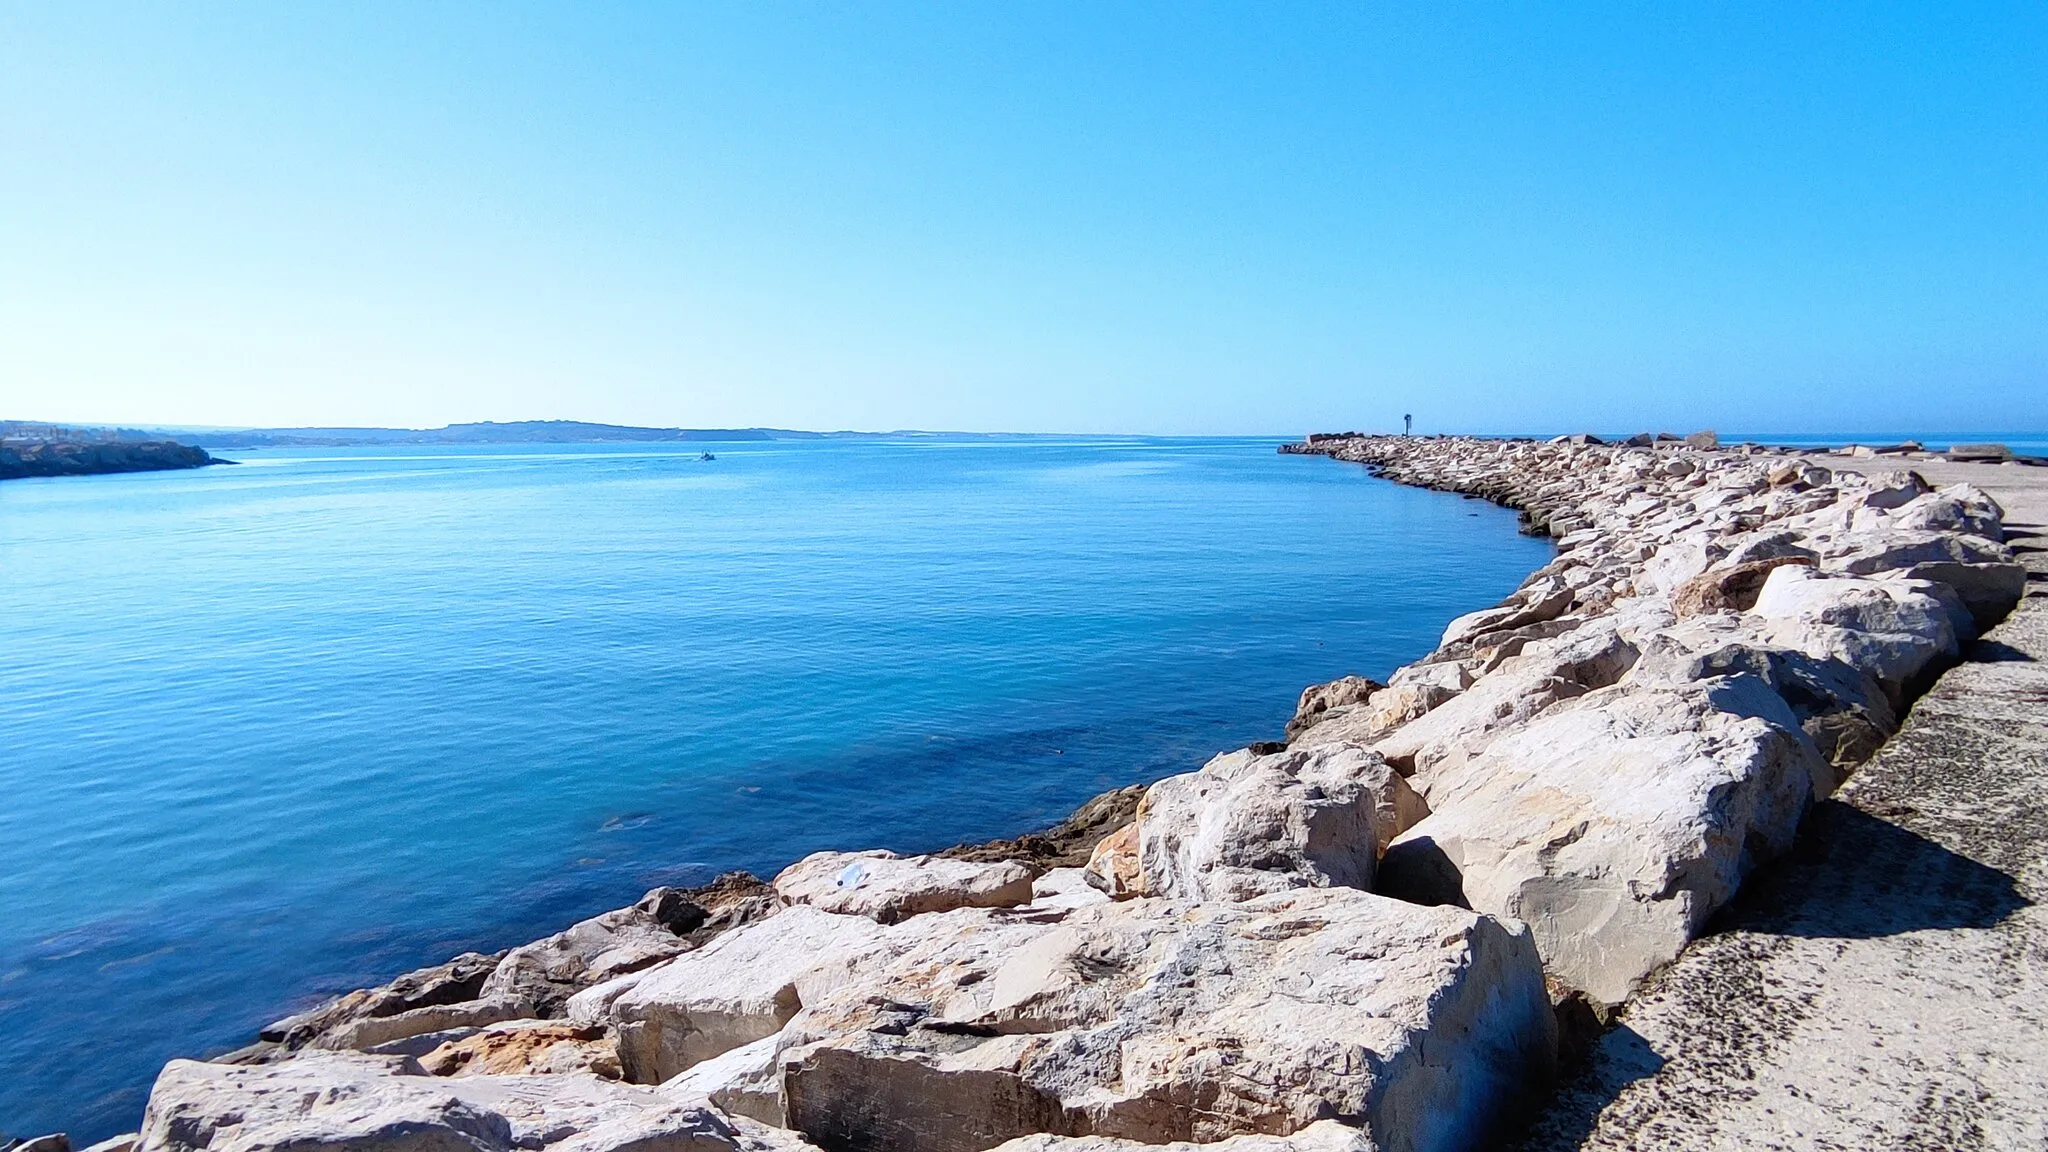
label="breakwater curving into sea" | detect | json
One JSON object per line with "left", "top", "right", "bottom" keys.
{"left": 23, "top": 434, "right": 2034, "bottom": 1152}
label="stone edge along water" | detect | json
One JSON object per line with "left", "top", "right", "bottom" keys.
{"left": 21, "top": 432, "right": 2031, "bottom": 1152}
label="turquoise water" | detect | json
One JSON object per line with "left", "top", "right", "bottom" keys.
{"left": 0, "top": 438, "right": 1550, "bottom": 1140}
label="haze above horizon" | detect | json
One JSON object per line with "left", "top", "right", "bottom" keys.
{"left": 3, "top": 4, "right": 2044, "bottom": 436}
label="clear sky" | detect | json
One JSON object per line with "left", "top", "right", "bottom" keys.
{"left": 2, "top": 3, "right": 2044, "bottom": 436}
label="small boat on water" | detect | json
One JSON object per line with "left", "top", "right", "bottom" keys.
{"left": 700, "top": 452, "right": 716, "bottom": 461}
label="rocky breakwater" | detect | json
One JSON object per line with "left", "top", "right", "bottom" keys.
{"left": 61, "top": 433, "right": 2024, "bottom": 1152}
{"left": 1278, "top": 434, "right": 2023, "bottom": 1010}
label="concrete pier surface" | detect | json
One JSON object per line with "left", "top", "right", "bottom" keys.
{"left": 1518, "top": 459, "right": 2048, "bottom": 1151}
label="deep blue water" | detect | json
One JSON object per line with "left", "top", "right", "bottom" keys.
{"left": 0, "top": 438, "right": 1551, "bottom": 1141}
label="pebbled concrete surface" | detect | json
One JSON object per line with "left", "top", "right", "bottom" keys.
{"left": 1516, "top": 460, "right": 2048, "bottom": 1152}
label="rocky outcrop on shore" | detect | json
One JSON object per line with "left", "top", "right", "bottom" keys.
{"left": 57, "top": 434, "right": 2025, "bottom": 1152}
{"left": 0, "top": 439, "right": 221, "bottom": 480}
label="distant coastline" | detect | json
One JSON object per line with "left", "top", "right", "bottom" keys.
{"left": 154, "top": 420, "right": 1057, "bottom": 450}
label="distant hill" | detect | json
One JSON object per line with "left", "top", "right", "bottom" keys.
{"left": 174, "top": 420, "right": 823, "bottom": 448}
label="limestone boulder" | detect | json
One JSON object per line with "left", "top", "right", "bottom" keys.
{"left": 1439, "top": 582, "right": 1574, "bottom": 648}
{"left": 572, "top": 905, "right": 896, "bottom": 1084}
{"left": 1378, "top": 678, "right": 1829, "bottom": 1007}
{"left": 1028, "top": 868, "right": 1111, "bottom": 911}
{"left": 1715, "top": 530, "right": 1819, "bottom": 571}
{"left": 1669, "top": 556, "right": 1814, "bottom": 617}
{"left": 779, "top": 887, "right": 1555, "bottom": 1152}
{"left": 1751, "top": 566, "right": 1962, "bottom": 689}
{"left": 1290, "top": 661, "right": 1473, "bottom": 750}
{"left": 1635, "top": 642, "right": 1894, "bottom": 772}
{"left": 1900, "top": 560, "right": 2027, "bottom": 631}
{"left": 1137, "top": 744, "right": 1425, "bottom": 902}
{"left": 1284, "top": 676, "right": 1384, "bottom": 741}
{"left": 1823, "top": 528, "right": 2012, "bottom": 577}
{"left": 1080, "top": 826, "right": 1141, "bottom": 899}
{"left": 311, "top": 997, "right": 535, "bottom": 1052}
{"left": 135, "top": 1051, "right": 814, "bottom": 1152}
{"left": 1372, "top": 667, "right": 1584, "bottom": 787}
{"left": 774, "top": 851, "right": 1034, "bottom": 924}
{"left": 481, "top": 902, "right": 700, "bottom": 1016}
{"left": 664, "top": 1035, "right": 786, "bottom": 1127}
{"left": 418, "top": 1020, "right": 622, "bottom": 1079}
{"left": 1642, "top": 532, "right": 1724, "bottom": 596}
{"left": 260, "top": 951, "right": 504, "bottom": 1050}
{"left": 1378, "top": 623, "right": 1638, "bottom": 790}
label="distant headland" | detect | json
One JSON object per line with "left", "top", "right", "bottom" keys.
{"left": 0, "top": 422, "right": 224, "bottom": 481}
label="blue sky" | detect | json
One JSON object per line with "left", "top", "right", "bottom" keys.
{"left": 2, "top": 3, "right": 2043, "bottom": 435}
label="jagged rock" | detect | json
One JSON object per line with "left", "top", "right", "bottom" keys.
{"left": 311, "top": 997, "right": 534, "bottom": 1052}
{"left": 418, "top": 1020, "right": 622, "bottom": 1078}
{"left": 1137, "top": 744, "right": 1425, "bottom": 901}
{"left": 571, "top": 905, "right": 894, "bottom": 1084}
{"left": 1440, "top": 584, "right": 1574, "bottom": 647}
{"left": 9, "top": 1137, "right": 69, "bottom": 1152}
{"left": 665, "top": 1036, "right": 786, "bottom": 1127}
{"left": 1900, "top": 560, "right": 2027, "bottom": 631}
{"left": 1635, "top": 642, "right": 1895, "bottom": 771}
{"left": 638, "top": 887, "right": 715, "bottom": 934}
{"left": 1080, "top": 826, "right": 1141, "bottom": 899}
{"left": 1751, "top": 566, "right": 1962, "bottom": 689}
{"left": 1713, "top": 529, "right": 1817, "bottom": 569}
{"left": 1284, "top": 676, "right": 1384, "bottom": 741}
{"left": 363, "top": 1026, "right": 485, "bottom": 1059}
{"left": 779, "top": 887, "right": 1555, "bottom": 1152}
{"left": 260, "top": 951, "right": 504, "bottom": 1049}
{"left": 1379, "top": 679, "right": 1828, "bottom": 1007}
{"left": 1379, "top": 624, "right": 1639, "bottom": 790}
{"left": 1670, "top": 556, "right": 1815, "bottom": 617}
{"left": 774, "top": 851, "right": 1035, "bottom": 924}
{"left": 1682, "top": 431, "right": 1718, "bottom": 449}
{"left": 135, "top": 1051, "right": 812, "bottom": 1152}
{"left": 1292, "top": 663, "right": 1474, "bottom": 750}
{"left": 76, "top": 1137, "right": 137, "bottom": 1152}
{"left": 942, "top": 785, "right": 1149, "bottom": 872}
{"left": 481, "top": 901, "right": 702, "bottom": 1016}
{"left": 1826, "top": 528, "right": 2013, "bottom": 578}
{"left": 1028, "top": 868, "right": 1111, "bottom": 911}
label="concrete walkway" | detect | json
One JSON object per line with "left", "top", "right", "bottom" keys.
{"left": 1518, "top": 460, "right": 2048, "bottom": 1151}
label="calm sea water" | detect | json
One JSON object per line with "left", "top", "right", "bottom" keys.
{"left": 0, "top": 438, "right": 1551, "bottom": 1140}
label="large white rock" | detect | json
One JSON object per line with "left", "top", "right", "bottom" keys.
{"left": 1824, "top": 528, "right": 2012, "bottom": 577}
{"left": 777, "top": 887, "right": 1556, "bottom": 1152}
{"left": 1378, "top": 622, "right": 1639, "bottom": 793}
{"left": 311, "top": 997, "right": 534, "bottom": 1052}
{"left": 1378, "top": 678, "right": 1829, "bottom": 1007}
{"left": 664, "top": 1035, "right": 786, "bottom": 1126}
{"left": 575, "top": 905, "right": 896, "bottom": 1084}
{"left": 774, "top": 851, "right": 1034, "bottom": 924}
{"left": 1137, "top": 743, "right": 1425, "bottom": 902}
{"left": 1751, "top": 566, "right": 1962, "bottom": 687}
{"left": 481, "top": 905, "right": 696, "bottom": 1014}
{"left": 136, "top": 1051, "right": 813, "bottom": 1152}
